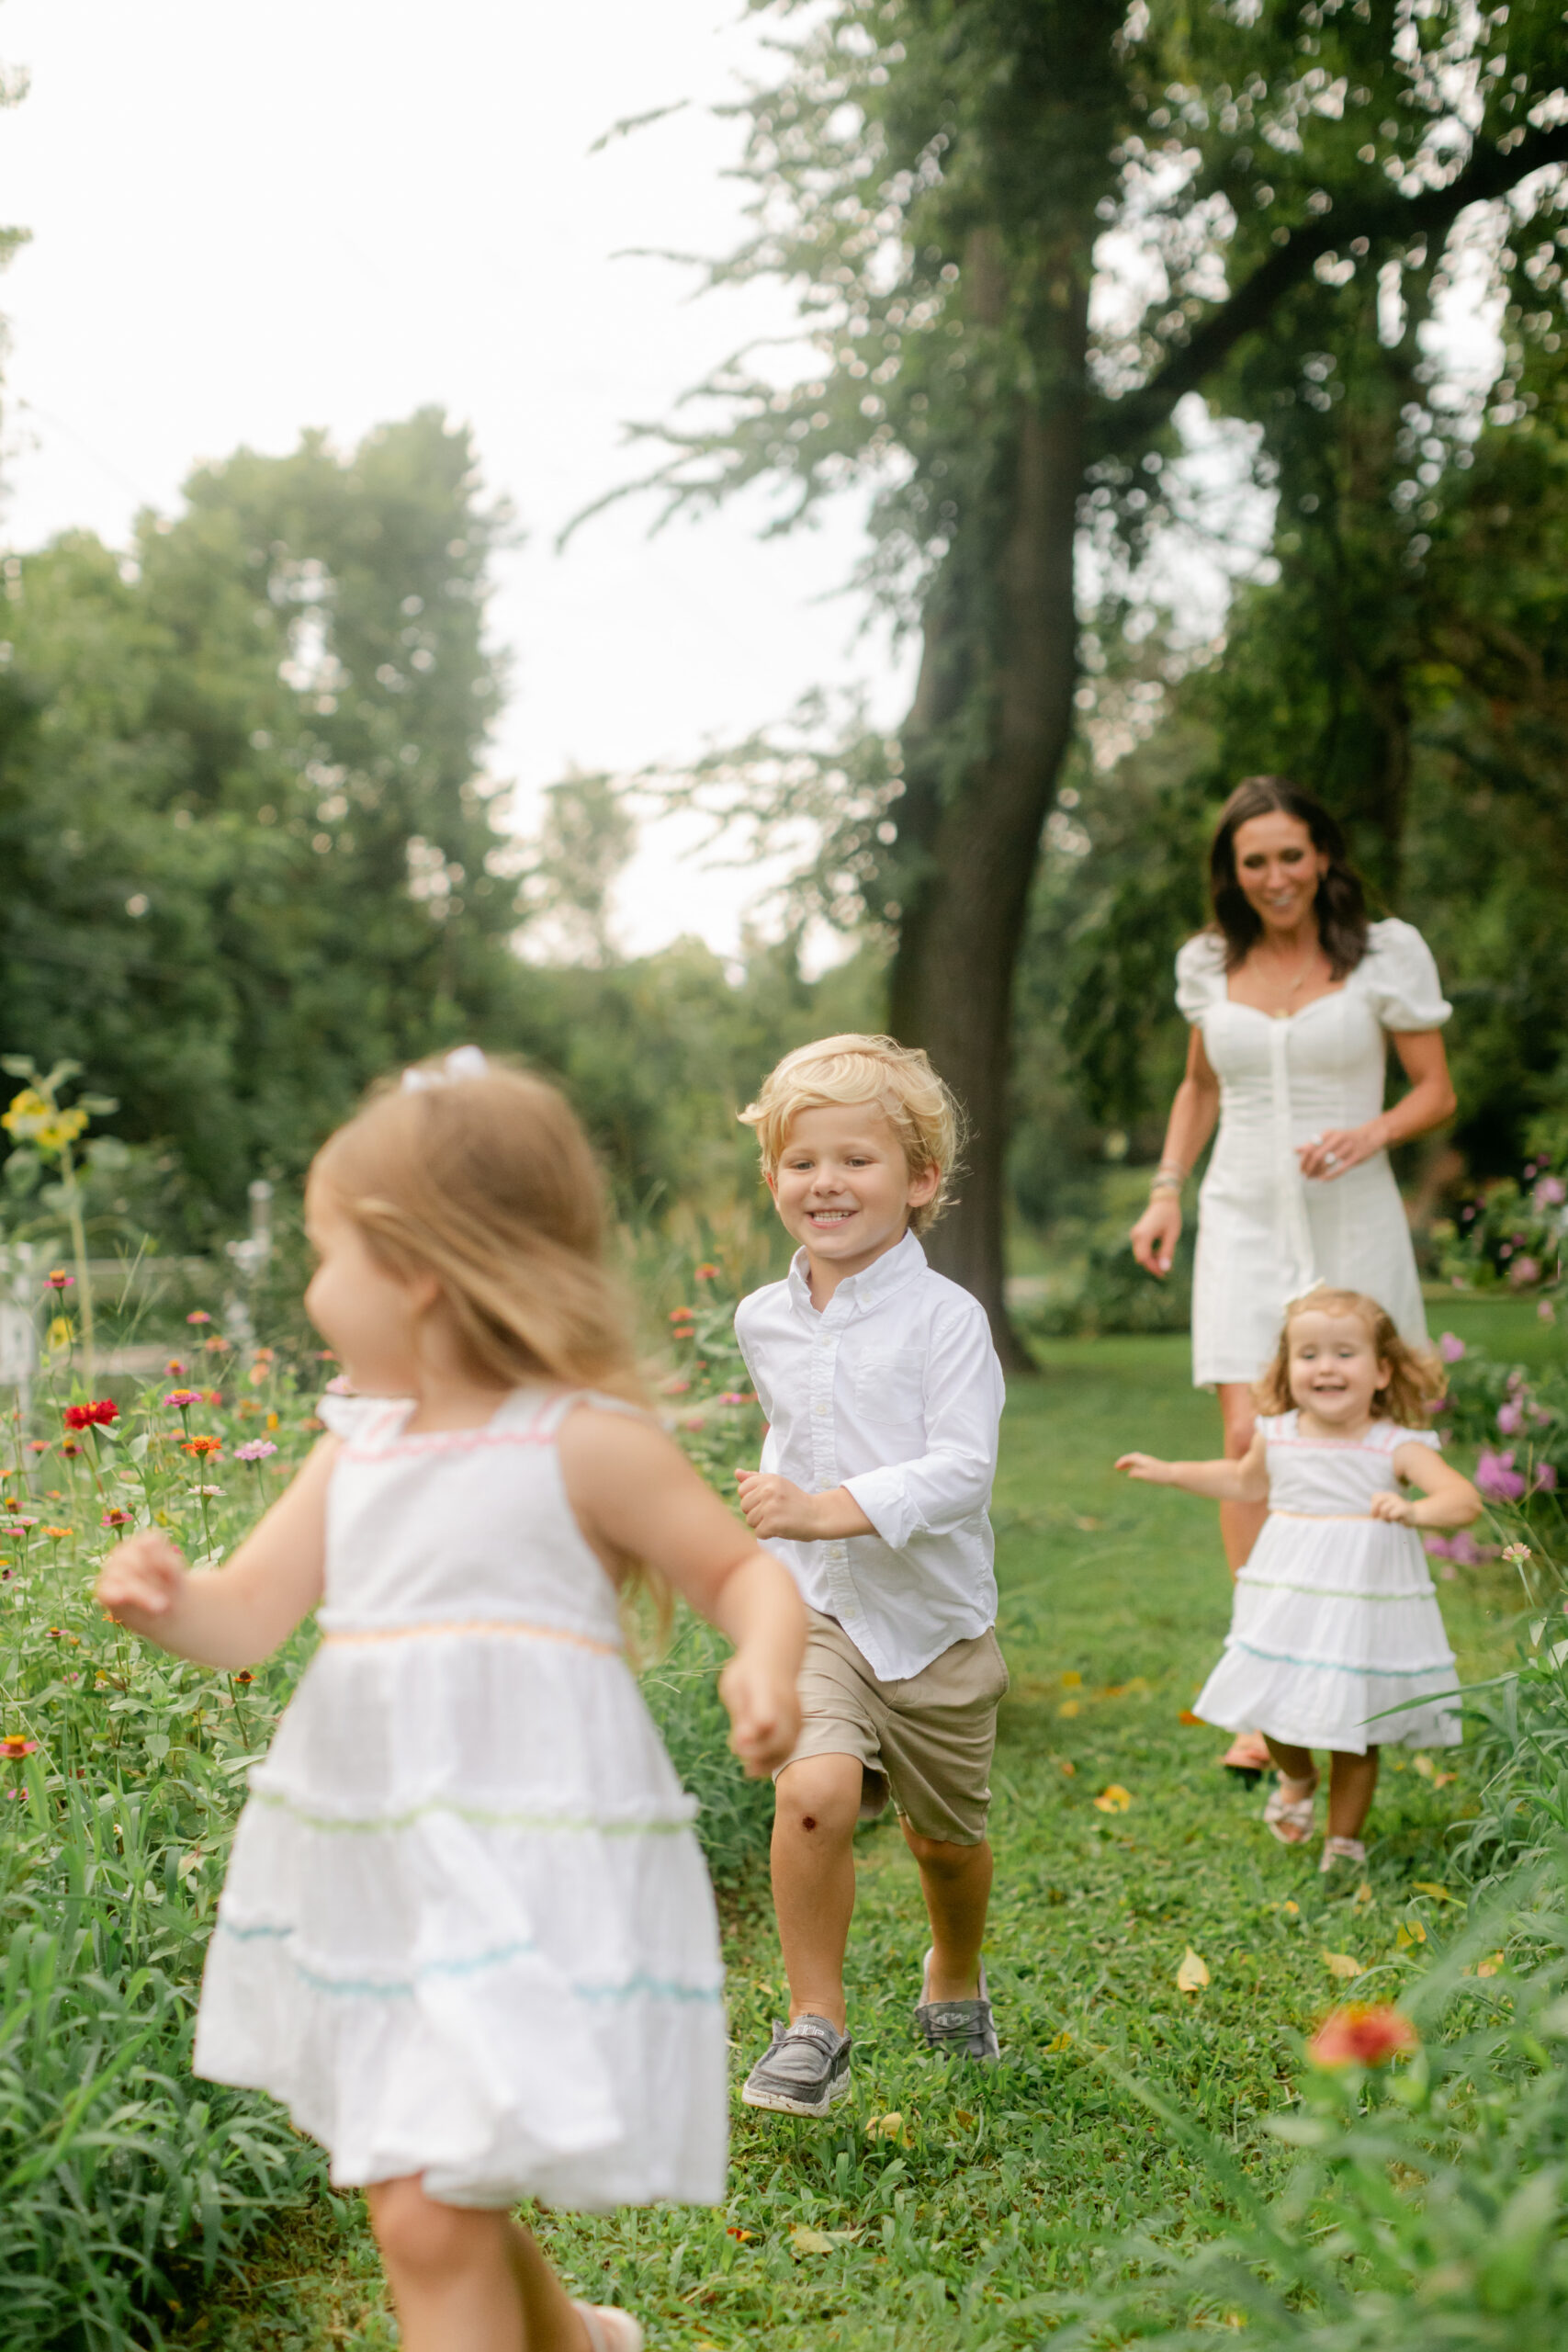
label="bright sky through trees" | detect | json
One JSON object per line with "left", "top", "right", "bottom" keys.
{"left": 0, "top": 0, "right": 910, "bottom": 956}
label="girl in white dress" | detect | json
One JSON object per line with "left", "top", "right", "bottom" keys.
{"left": 1118, "top": 1286, "right": 1482, "bottom": 1873}
{"left": 96, "top": 1051, "right": 806, "bottom": 2352}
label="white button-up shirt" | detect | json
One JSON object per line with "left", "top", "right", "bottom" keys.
{"left": 733, "top": 1230, "right": 1005, "bottom": 1680}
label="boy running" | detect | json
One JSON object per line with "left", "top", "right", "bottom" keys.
{"left": 732, "top": 1034, "right": 1007, "bottom": 2117}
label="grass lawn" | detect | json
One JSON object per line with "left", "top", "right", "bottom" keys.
{"left": 174, "top": 1329, "right": 1528, "bottom": 2349}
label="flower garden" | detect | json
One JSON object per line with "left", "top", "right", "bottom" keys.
{"left": 6, "top": 1082, "right": 1568, "bottom": 2346}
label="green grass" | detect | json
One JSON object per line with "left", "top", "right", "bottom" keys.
{"left": 168, "top": 1335, "right": 1527, "bottom": 2349}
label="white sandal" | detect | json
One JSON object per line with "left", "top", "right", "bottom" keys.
{"left": 1319, "top": 1835, "right": 1366, "bottom": 1873}
{"left": 1262, "top": 1774, "right": 1317, "bottom": 1846}
{"left": 574, "top": 2309, "right": 644, "bottom": 2352}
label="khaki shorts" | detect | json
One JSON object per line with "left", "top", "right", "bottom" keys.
{"left": 779, "top": 1608, "right": 1010, "bottom": 1848}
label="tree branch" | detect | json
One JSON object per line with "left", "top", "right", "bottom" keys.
{"left": 1095, "top": 120, "right": 1568, "bottom": 457}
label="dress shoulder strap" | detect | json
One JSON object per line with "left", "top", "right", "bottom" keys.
{"left": 532, "top": 1388, "right": 656, "bottom": 1438}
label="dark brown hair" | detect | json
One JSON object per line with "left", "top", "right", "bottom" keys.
{"left": 1208, "top": 777, "right": 1370, "bottom": 976}
{"left": 1254, "top": 1287, "right": 1444, "bottom": 1427}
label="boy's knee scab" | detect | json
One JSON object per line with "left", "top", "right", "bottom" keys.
{"left": 801, "top": 1814, "right": 817, "bottom": 1831}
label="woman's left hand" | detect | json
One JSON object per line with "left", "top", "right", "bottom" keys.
{"left": 1298, "top": 1122, "right": 1382, "bottom": 1182}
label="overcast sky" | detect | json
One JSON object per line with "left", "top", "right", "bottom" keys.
{"left": 0, "top": 0, "right": 910, "bottom": 957}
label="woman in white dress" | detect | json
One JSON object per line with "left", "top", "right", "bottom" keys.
{"left": 1129, "top": 779, "right": 1457, "bottom": 1761}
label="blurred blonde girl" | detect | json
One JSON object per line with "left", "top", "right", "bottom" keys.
{"left": 97, "top": 1050, "right": 805, "bottom": 2352}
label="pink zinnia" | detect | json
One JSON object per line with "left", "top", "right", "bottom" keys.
{"left": 1476, "top": 1450, "right": 1528, "bottom": 1502}
{"left": 1438, "top": 1333, "right": 1465, "bottom": 1363}
{"left": 1497, "top": 1400, "right": 1524, "bottom": 1435}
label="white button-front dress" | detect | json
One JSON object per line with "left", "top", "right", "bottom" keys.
{"left": 192, "top": 1388, "right": 728, "bottom": 2213}
{"left": 1192, "top": 1411, "right": 1460, "bottom": 1753}
{"left": 1176, "top": 918, "right": 1451, "bottom": 1386}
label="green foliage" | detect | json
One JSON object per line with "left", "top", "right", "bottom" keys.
{"left": 0, "top": 412, "right": 525, "bottom": 1226}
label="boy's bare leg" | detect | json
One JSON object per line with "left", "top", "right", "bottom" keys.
{"left": 772, "top": 1753, "right": 863, "bottom": 2031}
{"left": 902, "top": 1824, "right": 993, "bottom": 2000}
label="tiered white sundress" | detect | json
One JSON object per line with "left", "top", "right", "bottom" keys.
{"left": 1194, "top": 1412, "right": 1460, "bottom": 1755}
{"left": 192, "top": 1388, "right": 728, "bottom": 2211}
{"left": 1175, "top": 917, "right": 1451, "bottom": 1386}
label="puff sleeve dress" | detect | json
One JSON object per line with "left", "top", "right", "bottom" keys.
{"left": 191, "top": 1387, "right": 728, "bottom": 2213}
{"left": 1175, "top": 918, "right": 1451, "bottom": 1387}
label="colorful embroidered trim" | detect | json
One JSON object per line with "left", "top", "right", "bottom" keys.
{"left": 319, "top": 1617, "right": 622, "bottom": 1657}
{"left": 1228, "top": 1637, "right": 1456, "bottom": 1679}
{"left": 1236, "top": 1572, "right": 1438, "bottom": 1602}
{"left": 249, "top": 1787, "right": 696, "bottom": 1837}
{"left": 217, "top": 1917, "right": 722, "bottom": 2005}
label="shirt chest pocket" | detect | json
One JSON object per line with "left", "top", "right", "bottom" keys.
{"left": 853, "top": 1349, "right": 926, "bottom": 1426}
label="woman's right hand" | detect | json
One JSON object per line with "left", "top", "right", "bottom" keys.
{"left": 96, "top": 1530, "right": 188, "bottom": 1635}
{"left": 1130, "top": 1193, "right": 1182, "bottom": 1278}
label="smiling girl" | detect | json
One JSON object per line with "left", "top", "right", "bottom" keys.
{"left": 1118, "top": 1287, "right": 1482, "bottom": 1872}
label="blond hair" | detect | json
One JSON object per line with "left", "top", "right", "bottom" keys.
{"left": 1255, "top": 1286, "right": 1444, "bottom": 1427}
{"left": 739, "top": 1033, "right": 964, "bottom": 1235}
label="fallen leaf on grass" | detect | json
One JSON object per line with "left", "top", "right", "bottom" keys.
{"left": 1178, "top": 1709, "right": 1203, "bottom": 1726}
{"left": 1100, "top": 1677, "right": 1151, "bottom": 1699}
{"left": 953, "top": 2109, "right": 976, "bottom": 2125}
{"left": 1058, "top": 1699, "right": 1081, "bottom": 1718}
{"left": 1476, "top": 1953, "right": 1505, "bottom": 1978}
{"left": 1396, "top": 1920, "right": 1427, "bottom": 1949}
{"left": 865, "top": 2111, "right": 909, "bottom": 2144}
{"left": 1324, "top": 1950, "right": 1365, "bottom": 1979}
{"left": 1047, "top": 2030, "right": 1075, "bottom": 2052}
{"left": 1280, "top": 1900, "right": 1301, "bottom": 1918}
{"left": 1176, "top": 1948, "right": 1211, "bottom": 1992}
{"left": 790, "top": 2225, "right": 862, "bottom": 2255}
{"left": 1411, "top": 1882, "right": 1457, "bottom": 1903}
{"left": 726, "top": 2226, "right": 754, "bottom": 2242}
{"left": 1060, "top": 1670, "right": 1083, "bottom": 1689}
{"left": 1055, "top": 1757, "right": 1077, "bottom": 1777}
{"left": 1412, "top": 1756, "right": 1458, "bottom": 1788}
{"left": 1073, "top": 1514, "right": 1103, "bottom": 1532}
{"left": 1093, "top": 1783, "right": 1133, "bottom": 1813}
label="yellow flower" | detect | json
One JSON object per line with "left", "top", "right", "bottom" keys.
{"left": 46, "top": 1317, "right": 74, "bottom": 1351}
{"left": 2, "top": 1090, "right": 87, "bottom": 1150}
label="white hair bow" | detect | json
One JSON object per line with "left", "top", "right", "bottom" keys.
{"left": 400, "top": 1045, "right": 491, "bottom": 1092}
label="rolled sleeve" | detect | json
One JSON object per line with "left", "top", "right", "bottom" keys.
{"left": 843, "top": 1463, "right": 919, "bottom": 1549}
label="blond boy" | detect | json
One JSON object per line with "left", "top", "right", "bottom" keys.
{"left": 732, "top": 1035, "right": 1007, "bottom": 2116}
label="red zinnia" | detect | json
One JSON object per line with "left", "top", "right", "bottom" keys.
{"left": 63, "top": 1399, "right": 118, "bottom": 1431}
{"left": 0, "top": 1735, "right": 38, "bottom": 1759}
{"left": 1307, "top": 2004, "right": 1419, "bottom": 2070}
{"left": 183, "top": 1434, "right": 222, "bottom": 1458}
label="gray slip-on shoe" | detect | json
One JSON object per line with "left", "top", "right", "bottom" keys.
{"left": 740, "top": 2013, "right": 853, "bottom": 2117}
{"left": 914, "top": 1949, "right": 999, "bottom": 2062}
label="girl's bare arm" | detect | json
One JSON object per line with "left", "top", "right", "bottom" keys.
{"left": 558, "top": 1408, "right": 807, "bottom": 1775}
{"left": 95, "top": 1439, "right": 336, "bottom": 1669}
{"left": 1371, "top": 1443, "right": 1483, "bottom": 1530}
{"left": 1117, "top": 1428, "right": 1269, "bottom": 1503}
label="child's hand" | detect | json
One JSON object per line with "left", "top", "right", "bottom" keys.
{"left": 96, "top": 1531, "right": 189, "bottom": 1633}
{"left": 718, "top": 1650, "right": 801, "bottom": 1778}
{"left": 1116, "top": 1453, "right": 1173, "bottom": 1485}
{"left": 1370, "top": 1489, "right": 1416, "bottom": 1525}
{"left": 735, "top": 1468, "right": 823, "bottom": 1543}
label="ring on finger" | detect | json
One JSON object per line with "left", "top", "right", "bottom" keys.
{"left": 1324, "top": 1150, "right": 1339, "bottom": 1168}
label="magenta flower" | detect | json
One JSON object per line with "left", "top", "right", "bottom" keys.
{"left": 1427, "top": 1530, "right": 1483, "bottom": 1566}
{"left": 1476, "top": 1450, "right": 1528, "bottom": 1502}
{"left": 235, "top": 1439, "right": 278, "bottom": 1464}
{"left": 164, "top": 1388, "right": 200, "bottom": 1409}
{"left": 1438, "top": 1333, "right": 1466, "bottom": 1363}
{"left": 1509, "top": 1256, "right": 1543, "bottom": 1289}
{"left": 1534, "top": 1463, "right": 1559, "bottom": 1494}
{"left": 323, "top": 1374, "right": 355, "bottom": 1396}
{"left": 1534, "top": 1176, "right": 1567, "bottom": 1209}
{"left": 1497, "top": 1400, "right": 1524, "bottom": 1435}
{"left": 186, "top": 1309, "right": 212, "bottom": 1326}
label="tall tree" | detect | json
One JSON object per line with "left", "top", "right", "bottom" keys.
{"left": 611, "top": 0, "right": 1568, "bottom": 1356}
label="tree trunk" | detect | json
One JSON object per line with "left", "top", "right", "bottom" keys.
{"left": 889, "top": 268, "right": 1088, "bottom": 1367}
